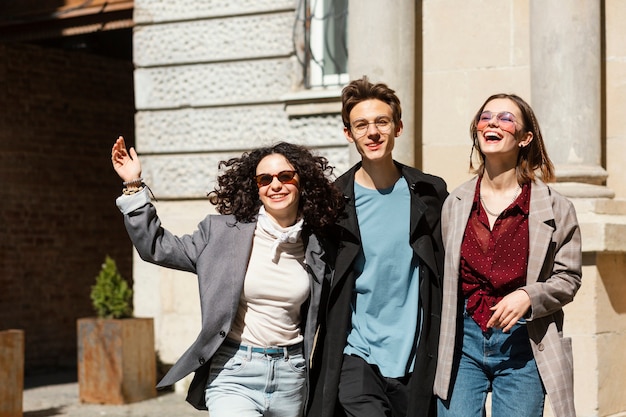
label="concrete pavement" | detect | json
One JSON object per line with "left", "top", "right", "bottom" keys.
{"left": 23, "top": 370, "right": 201, "bottom": 416}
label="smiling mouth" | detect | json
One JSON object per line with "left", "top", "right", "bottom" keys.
{"left": 484, "top": 131, "right": 502, "bottom": 141}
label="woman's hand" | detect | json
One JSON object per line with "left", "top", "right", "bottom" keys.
{"left": 487, "top": 290, "right": 531, "bottom": 332}
{"left": 111, "top": 136, "right": 142, "bottom": 183}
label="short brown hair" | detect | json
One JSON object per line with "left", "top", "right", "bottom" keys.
{"left": 341, "top": 76, "right": 402, "bottom": 129}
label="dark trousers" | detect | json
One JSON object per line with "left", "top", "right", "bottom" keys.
{"left": 338, "top": 354, "right": 410, "bottom": 417}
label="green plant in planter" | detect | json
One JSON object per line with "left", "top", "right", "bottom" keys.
{"left": 91, "top": 255, "right": 133, "bottom": 319}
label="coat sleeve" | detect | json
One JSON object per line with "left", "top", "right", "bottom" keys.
{"left": 116, "top": 188, "right": 210, "bottom": 273}
{"left": 522, "top": 195, "right": 582, "bottom": 319}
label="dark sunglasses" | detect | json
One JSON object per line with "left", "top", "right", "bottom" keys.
{"left": 254, "top": 170, "right": 298, "bottom": 187}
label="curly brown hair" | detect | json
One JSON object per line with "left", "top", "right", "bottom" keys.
{"left": 469, "top": 93, "right": 555, "bottom": 183}
{"left": 207, "top": 142, "right": 344, "bottom": 235}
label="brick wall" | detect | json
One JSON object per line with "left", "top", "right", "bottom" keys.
{"left": 0, "top": 42, "right": 135, "bottom": 373}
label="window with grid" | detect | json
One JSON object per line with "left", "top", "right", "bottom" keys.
{"left": 295, "top": 0, "right": 348, "bottom": 88}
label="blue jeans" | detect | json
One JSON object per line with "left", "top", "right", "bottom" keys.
{"left": 205, "top": 340, "right": 306, "bottom": 417}
{"left": 437, "top": 312, "right": 545, "bottom": 417}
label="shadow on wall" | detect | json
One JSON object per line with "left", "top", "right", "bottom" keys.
{"left": 598, "top": 252, "right": 626, "bottom": 314}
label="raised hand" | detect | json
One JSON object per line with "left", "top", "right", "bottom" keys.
{"left": 111, "top": 136, "right": 142, "bottom": 183}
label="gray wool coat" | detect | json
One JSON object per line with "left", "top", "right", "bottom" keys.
{"left": 433, "top": 178, "right": 582, "bottom": 417}
{"left": 117, "top": 189, "right": 329, "bottom": 410}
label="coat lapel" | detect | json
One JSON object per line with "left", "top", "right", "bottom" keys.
{"left": 447, "top": 179, "right": 476, "bottom": 279}
{"left": 401, "top": 165, "right": 445, "bottom": 276}
{"left": 305, "top": 234, "right": 325, "bottom": 284}
{"left": 222, "top": 219, "right": 256, "bottom": 317}
{"left": 333, "top": 166, "right": 362, "bottom": 290}
{"left": 527, "top": 181, "right": 555, "bottom": 284}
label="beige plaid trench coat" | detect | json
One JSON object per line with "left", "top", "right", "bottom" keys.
{"left": 433, "top": 178, "right": 582, "bottom": 417}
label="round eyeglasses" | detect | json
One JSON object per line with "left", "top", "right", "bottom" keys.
{"left": 350, "top": 117, "right": 393, "bottom": 137}
{"left": 254, "top": 170, "right": 298, "bottom": 187}
{"left": 476, "top": 111, "right": 518, "bottom": 132}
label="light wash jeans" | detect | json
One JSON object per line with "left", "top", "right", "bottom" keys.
{"left": 205, "top": 340, "right": 306, "bottom": 417}
{"left": 437, "top": 311, "right": 545, "bottom": 417}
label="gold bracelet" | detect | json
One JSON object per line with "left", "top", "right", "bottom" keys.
{"left": 122, "top": 185, "right": 145, "bottom": 195}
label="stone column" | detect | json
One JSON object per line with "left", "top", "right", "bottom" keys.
{"left": 530, "top": 0, "right": 611, "bottom": 197}
{"left": 347, "top": 0, "right": 416, "bottom": 167}
{"left": 530, "top": 4, "right": 626, "bottom": 416}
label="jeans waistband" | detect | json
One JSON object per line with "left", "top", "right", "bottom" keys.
{"left": 224, "top": 338, "right": 302, "bottom": 356}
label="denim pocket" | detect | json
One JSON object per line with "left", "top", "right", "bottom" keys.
{"left": 210, "top": 349, "right": 247, "bottom": 376}
{"left": 287, "top": 354, "right": 306, "bottom": 374}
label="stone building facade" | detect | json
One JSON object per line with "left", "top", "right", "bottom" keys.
{"left": 1, "top": 1, "right": 624, "bottom": 416}
{"left": 129, "top": 1, "right": 626, "bottom": 416}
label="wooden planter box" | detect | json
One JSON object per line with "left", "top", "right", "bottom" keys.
{"left": 0, "top": 329, "right": 24, "bottom": 417}
{"left": 77, "top": 317, "right": 156, "bottom": 404}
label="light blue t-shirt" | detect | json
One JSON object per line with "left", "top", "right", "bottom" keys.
{"left": 343, "top": 177, "right": 421, "bottom": 378}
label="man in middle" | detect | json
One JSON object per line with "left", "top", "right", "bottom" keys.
{"left": 308, "top": 76, "right": 448, "bottom": 417}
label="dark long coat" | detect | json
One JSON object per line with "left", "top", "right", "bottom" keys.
{"left": 307, "top": 161, "right": 448, "bottom": 417}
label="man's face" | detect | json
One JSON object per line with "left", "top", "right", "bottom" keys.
{"left": 343, "top": 99, "right": 403, "bottom": 164}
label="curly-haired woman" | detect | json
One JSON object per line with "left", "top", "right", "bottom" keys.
{"left": 111, "top": 137, "right": 344, "bottom": 417}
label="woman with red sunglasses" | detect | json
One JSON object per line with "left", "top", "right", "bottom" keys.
{"left": 111, "top": 138, "right": 343, "bottom": 416}
{"left": 433, "top": 94, "right": 582, "bottom": 417}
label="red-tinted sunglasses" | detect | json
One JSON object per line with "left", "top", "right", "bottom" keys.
{"left": 476, "top": 111, "right": 518, "bottom": 133}
{"left": 254, "top": 170, "right": 298, "bottom": 187}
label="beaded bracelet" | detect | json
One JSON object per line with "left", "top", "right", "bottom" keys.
{"left": 121, "top": 183, "right": 158, "bottom": 202}
{"left": 123, "top": 177, "right": 144, "bottom": 186}
{"left": 122, "top": 185, "right": 145, "bottom": 195}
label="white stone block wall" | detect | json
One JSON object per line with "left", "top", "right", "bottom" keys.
{"left": 134, "top": 0, "right": 295, "bottom": 24}
{"left": 132, "top": 0, "right": 348, "bottom": 199}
